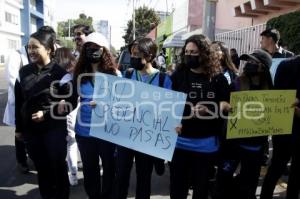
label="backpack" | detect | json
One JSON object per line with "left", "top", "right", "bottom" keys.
{"left": 124, "top": 69, "right": 166, "bottom": 88}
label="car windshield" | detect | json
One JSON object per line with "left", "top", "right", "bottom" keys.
{"left": 121, "top": 51, "right": 131, "bottom": 64}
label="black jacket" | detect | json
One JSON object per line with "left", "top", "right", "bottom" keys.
{"left": 274, "top": 56, "right": 300, "bottom": 135}
{"left": 272, "top": 47, "right": 294, "bottom": 58}
{"left": 15, "top": 62, "right": 73, "bottom": 133}
{"left": 171, "top": 67, "right": 230, "bottom": 138}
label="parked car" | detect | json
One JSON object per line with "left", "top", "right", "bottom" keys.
{"left": 118, "top": 49, "right": 131, "bottom": 72}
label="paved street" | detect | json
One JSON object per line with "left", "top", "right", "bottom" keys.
{"left": 0, "top": 66, "right": 287, "bottom": 198}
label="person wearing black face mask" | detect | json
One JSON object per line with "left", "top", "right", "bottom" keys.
{"left": 170, "top": 35, "right": 231, "bottom": 199}
{"left": 115, "top": 38, "right": 173, "bottom": 199}
{"left": 215, "top": 49, "right": 273, "bottom": 199}
{"left": 86, "top": 47, "right": 103, "bottom": 64}
{"left": 130, "top": 57, "right": 145, "bottom": 70}
{"left": 243, "top": 62, "right": 259, "bottom": 76}
{"left": 184, "top": 54, "right": 201, "bottom": 69}
{"left": 72, "top": 32, "right": 119, "bottom": 199}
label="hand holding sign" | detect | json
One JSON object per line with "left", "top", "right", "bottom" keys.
{"left": 293, "top": 98, "right": 300, "bottom": 118}
{"left": 89, "top": 100, "right": 97, "bottom": 108}
{"left": 227, "top": 90, "right": 296, "bottom": 139}
{"left": 89, "top": 73, "right": 186, "bottom": 161}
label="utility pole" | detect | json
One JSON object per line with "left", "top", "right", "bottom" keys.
{"left": 68, "top": 19, "right": 71, "bottom": 38}
{"left": 133, "top": 0, "right": 136, "bottom": 40}
{"left": 202, "top": 0, "right": 218, "bottom": 41}
{"left": 166, "top": 0, "right": 168, "bottom": 18}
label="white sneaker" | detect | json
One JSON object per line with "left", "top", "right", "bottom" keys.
{"left": 69, "top": 173, "right": 78, "bottom": 186}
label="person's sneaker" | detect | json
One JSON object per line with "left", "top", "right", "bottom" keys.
{"left": 69, "top": 173, "right": 78, "bottom": 186}
{"left": 17, "top": 163, "right": 29, "bottom": 173}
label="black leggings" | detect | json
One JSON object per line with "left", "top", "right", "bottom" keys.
{"left": 260, "top": 135, "right": 293, "bottom": 199}
{"left": 170, "top": 148, "right": 216, "bottom": 199}
{"left": 114, "top": 146, "right": 154, "bottom": 199}
{"left": 215, "top": 144, "right": 263, "bottom": 199}
{"left": 26, "top": 129, "right": 69, "bottom": 199}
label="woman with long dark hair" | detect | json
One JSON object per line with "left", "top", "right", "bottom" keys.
{"left": 170, "top": 34, "right": 230, "bottom": 199}
{"left": 15, "top": 29, "right": 72, "bottom": 199}
{"left": 73, "top": 32, "right": 118, "bottom": 199}
{"left": 54, "top": 47, "right": 79, "bottom": 186}
{"left": 211, "top": 41, "right": 238, "bottom": 87}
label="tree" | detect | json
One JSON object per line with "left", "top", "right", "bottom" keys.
{"left": 123, "top": 6, "right": 160, "bottom": 45}
{"left": 57, "top": 13, "right": 94, "bottom": 38}
{"left": 267, "top": 10, "right": 300, "bottom": 55}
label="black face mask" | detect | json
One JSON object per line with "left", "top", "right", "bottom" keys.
{"left": 86, "top": 48, "right": 102, "bottom": 63}
{"left": 130, "top": 57, "right": 145, "bottom": 70}
{"left": 244, "top": 62, "right": 259, "bottom": 76}
{"left": 184, "top": 55, "right": 200, "bottom": 69}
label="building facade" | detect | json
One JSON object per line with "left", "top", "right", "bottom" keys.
{"left": 21, "top": 0, "right": 44, "bottom": 46}
{"left": 0, "top": 0, "right": 55, "bottom": 66}
{"left": 43, "top": 0, "right": 56, "bottom": 28}
{"left": 94, "top": 20, "right": 111, "bottom": 49}
{"left": 0, "top": 0, "right": 23, "bottom": 65}
{"left": 215, "top": 0, "right": 300, "bottom": 54}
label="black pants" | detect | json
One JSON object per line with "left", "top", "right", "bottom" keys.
{"left": 260, "top": 135, "right": 293, "bottom": 199}
{"left": 215, "top": 144, "right": 263, "bottom": 199}
{"left": 170, "top": 148, "right": 216, "bottom": 199}
{"left": 25, "top": 129, "right": 69, "bottom": 199}
{"left": 286, "top": 140, "right": 300, "bottom": 199}
{"left": 114, "top": 146, "right": 154, "bottom": 199}
{"left": 15, "top": 136, "right": 28, "bottom": 166}
{"left": 76, "top": 135, "right": 116, "bottom": 199}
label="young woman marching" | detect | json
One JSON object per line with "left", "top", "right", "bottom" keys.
{"left": 170, "top": 34, "right": 230, "bottom": 199}
{"left": 73, "top": 32, "right": 118, "bottom": 199}
{"left": 114, "top": 37, "right": 172, "bottom": 199}
{"left": 215, "top": 49, "right": 273, "bottom": 199}
{"left": 54, "top": 47, "right": 79, "bottom": 186}
{"left": 15, "top": 29, "right": 72, "bottom": 199}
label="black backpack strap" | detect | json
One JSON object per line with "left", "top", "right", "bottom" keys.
{"left": 158, "top": 72, "right": 166, "bottom": 88}
{"left": 125, "top": 68, "right": 134, "bottom": 79}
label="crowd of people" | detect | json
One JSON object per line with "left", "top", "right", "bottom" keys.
{"left": 2, "top": 23, "right": 300, "bottom": 199}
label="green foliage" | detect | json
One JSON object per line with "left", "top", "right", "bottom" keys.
{"left": 267, "top": 10, "right": 300, "bottom": 54}
{"left": 58, "top": 38, "right": 75, "bottom": 49}
{"left": 57, "top": 13, "right": 94, "bottom": 38}
{"left": 123, "top": 6, "right": 160, "bottom": 45}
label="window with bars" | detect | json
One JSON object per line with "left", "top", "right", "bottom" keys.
{"left": 8, "top": 39, "right": 18, "bottom": 50}
{"left": 0, "top": 55, "right": 5, "bottom": 64}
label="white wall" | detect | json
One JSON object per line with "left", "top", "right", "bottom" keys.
{"left": 44, "top": 0, "right": 57, "bottom": 29}
{"left": 0, "top": 0, "right": 23, "bottom": 64}
{"left": 172, "top": 0, "right": 189, "bottom": 33}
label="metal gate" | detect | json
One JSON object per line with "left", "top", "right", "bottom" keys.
{"left": 215, "top": 23, "right": 267, "bottom": 55}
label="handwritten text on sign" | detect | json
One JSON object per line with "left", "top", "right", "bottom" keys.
{"left": 88, "top": 73, "right": 186, "bottom": 161}
{"left": 227, "top": 90, "right": 296, "bottom": 139}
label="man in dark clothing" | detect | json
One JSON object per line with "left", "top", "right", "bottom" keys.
{"left": 260, "top": 28, "right": 294, "bottom": 58}
{"left": 260, "top": 56, "right": 300, "bottom": 199}
{"left": 259, "top": 28, "right": 294, "bottom": 167}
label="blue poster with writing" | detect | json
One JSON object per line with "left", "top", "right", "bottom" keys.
{"left": 89, "top": 72, "right": 186, "bottom": 161}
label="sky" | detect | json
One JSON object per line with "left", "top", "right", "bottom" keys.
{"left": 55, "top": 0, "right": 186, "bottom": 50}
